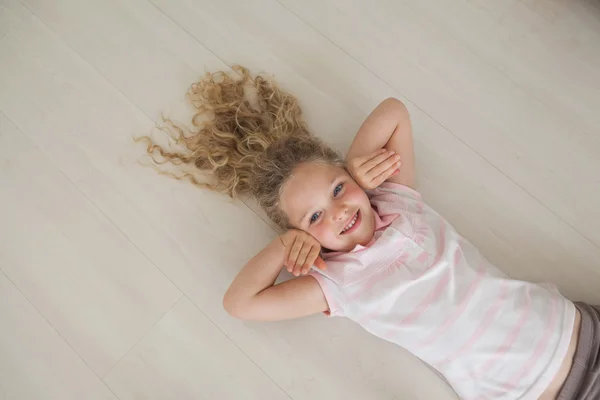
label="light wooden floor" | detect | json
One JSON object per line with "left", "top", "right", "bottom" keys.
{"left": 1, "top": 0, "right": 599, "bottom": 399}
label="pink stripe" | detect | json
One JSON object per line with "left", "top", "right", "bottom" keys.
{"left": 416, "top": 251, "right": 429, "bottom": 264}
{"left": 480, "top": 293, "right": 533, "bottom": 377}
{"left": 418, "top": 261, "right": 486, "bottom": 348}
{"left": 379, "top": 221, "right": 447, "bottom": 331}
{"left": 501, "top": 293, "right": 559, "bottom": 392}
{"left": 347, "top": 250, "right": 410, "bottom": 304}
{"left": 432, "top": 220, "right": 446, "bottom": 265}
{"left": 410, "top": 219, "right": 446, "bottom": 281}
{"left": 456, "top": 287, "right": 533, "bottom": 382}
{"left": 352, "top": 252, "right": 413, "bottom": 325}
{"left": 403, "top": 219, "right": 446, "bottom": 283}
{"left": 360, "top": 221, "right": 452, "bottom": 324}
{"left": 353, "top": 254, "right": 416, "bottom": 326}
{"left": 453, "top": 247, "right": 462, "bottom": 265}
{"left": 346, "top": 219, "right": 443, "bottom": 303}
{"left": 401, "top": 267, "right": 452, "bottom": 325}
{"left": 356, "top": 221, "right": 446, "bottom": 331}
{"left": 436, "top": 282, "right": 510, "bottom": 367}
{"left": 352, "top": 273, "right": 402, "bottom": 326}
{"left": 413, "top": 201, "right": 427, "bottom": 245}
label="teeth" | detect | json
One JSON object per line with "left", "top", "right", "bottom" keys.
{"left": 342, "top": 212, "right": 358, "bottom": 233}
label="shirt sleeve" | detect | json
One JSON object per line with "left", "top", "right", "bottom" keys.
{"left": 308, "top": 269, "right": 345, "bottom": 317}
{"left": 369, "top": 183, "right": 429, "bottom": 244}
{"left": 368, "top": 182, "right": 423, "bottom": 217}
{"left": 382, "top": 182, "right": 422, "bottom": 200}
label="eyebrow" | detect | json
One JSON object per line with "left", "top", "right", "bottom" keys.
{"left": 297, "top": 176, "right": 339, "bottom": 225}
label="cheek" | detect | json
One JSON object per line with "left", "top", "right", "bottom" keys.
{"left": 345, "top": 184, "right": 369, "bottom": 204}
{"left": 312, "top": 223, "right": 334, "bottom": 240}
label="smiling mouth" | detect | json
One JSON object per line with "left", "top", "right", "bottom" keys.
{"left": 340, "top": 210, "right": 360, "bottom": 235}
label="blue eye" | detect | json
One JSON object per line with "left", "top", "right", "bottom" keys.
{"left": 310, "top": 212, "right": 321, "bottom": 224}
{"left": 308, "top": 183, "right": 343, "bottom": 225}
{"left": 333, "top": 183, "right": 343, "bottom": 197}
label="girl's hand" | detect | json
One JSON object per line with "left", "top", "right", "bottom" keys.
{"left": 279, "top": 229, "right": 327, "bottom": 277}
{"left": 346, "top": 148, "right": 402, "bottom": 190}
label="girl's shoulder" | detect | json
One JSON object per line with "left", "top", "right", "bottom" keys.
{"left": 368, "top": 182, "right": 423, "bottom": 206}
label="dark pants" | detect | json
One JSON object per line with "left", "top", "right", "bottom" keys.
{"left": 557, "top": 302, "right": 600, "bottom": 400}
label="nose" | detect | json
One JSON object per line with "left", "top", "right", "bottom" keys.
{"left": 332, "top": 204, "right": 349, "bottom": 222}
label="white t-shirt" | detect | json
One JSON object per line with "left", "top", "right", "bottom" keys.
{"left": 310, "top": 183, "right": 575, "bottom": 399}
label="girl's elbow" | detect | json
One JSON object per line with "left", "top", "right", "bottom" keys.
{"left": 222, "top": 293, "right": 239, "bottom": 317}
{"left": 382, "top": 97, "right": 404, "bottom": 108}
{"left": 222, "top": 293, "right": 252, "bottom": 320}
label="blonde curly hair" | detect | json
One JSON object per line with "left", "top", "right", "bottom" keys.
{"left": 137, "top": 65, "right": 344, "bottom": 229}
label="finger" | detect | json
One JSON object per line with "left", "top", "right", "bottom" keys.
{"left": 364, "top": 156, "right": 402, "bottom": 182}
{"left": 352, "top": 148, "right": 387, "bottom": 166}
{"left": 302, "top": 246, "right": 321, "bottom": 275}
{"left": 314, "top": 256, "right": 327, "bottom": 270}
{"left": 295, "top": 244, "right": 313, "bottom": 274}
{"left": 291, "top": 242, "right": 309, "bottom": 276}
{"left": 286, "top": 235, "right": 301, "bottom": 272}
{"left": 349, "top": 153, "right": 389, "bottom": 183}
{"left": 372, "top": 166, "right": 401, "bottom": 187}
{"left": 361, "top": 150, "right": 399, "bottom": 173}
{"left": 359, "top": 149, "right": 392, "bottom": 168}
{"left": 283, "top": 235, "right": 294, "bottom": 272}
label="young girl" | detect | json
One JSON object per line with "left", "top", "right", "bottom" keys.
{"left": 141, "top": 66, "right": 599, "bottom": 400}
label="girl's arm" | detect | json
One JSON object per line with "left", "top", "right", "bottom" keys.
{"left": 346, "top": 98, "right": 416, "bottom": 189}
{"left": 223, "top": 234, "right": 328, "bottom": 321}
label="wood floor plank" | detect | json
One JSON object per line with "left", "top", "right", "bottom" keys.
{"left": 0, "top": 1, "right": 24, "bottom": 38}
{"left": 0, "top": 262, "right": 117, "bottom": 399}
{"left": 17, "top": 0, "right": 281, "bottom": 231}
{"left": 20, "top": 0, "right": 224, "bottom": 119}
{"left": 404, "top": 0, "right": 600, "bottom": 136}
{"left": 104, "top": 297, "right": 290, "bottom": 400}
{"left": 0, "top": 24, "right": 182, "bottom": 376}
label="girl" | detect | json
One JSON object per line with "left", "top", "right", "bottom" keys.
{"left": 140, "top": 66, "right": 599, "bottom": 399}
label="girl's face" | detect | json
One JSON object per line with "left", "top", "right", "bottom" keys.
{"left": 280, "top": 162, "right": 376, "bottom": 252}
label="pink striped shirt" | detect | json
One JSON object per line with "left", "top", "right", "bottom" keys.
{"left": 309, "top": 183, "right": 575, "bottom": 399}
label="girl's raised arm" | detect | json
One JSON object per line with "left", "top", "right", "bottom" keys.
{"left": 346, "top": 98, "right": 416, "bottom": 189}
{"left": 223, "top": 232, "right": 328, "bottom": 321}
